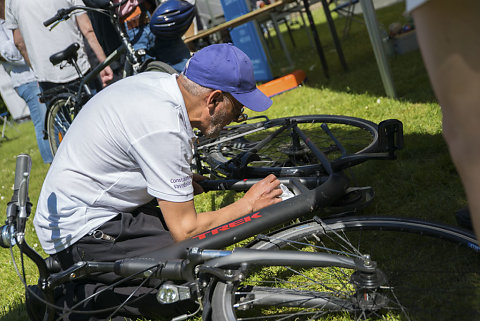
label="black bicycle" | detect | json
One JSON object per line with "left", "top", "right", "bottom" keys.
{"left": 194, "top": 114, "right": 403, "bottom": 179}
{"left": 39, "top": 1, "right": 177, "bottom": 155}
{"left": 2, "top": 117, "right": 480, "bottom": 320}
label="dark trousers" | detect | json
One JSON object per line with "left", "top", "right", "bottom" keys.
{"left": 51, "top": 200, "right": 196, "bottom": 320}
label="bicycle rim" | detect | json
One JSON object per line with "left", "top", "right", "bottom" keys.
{"left": 200, "top": 115, "right": 379, "bottom": 178}
{"left": 46, "top": 96, "right": 75, "bottom": 155}
{"left": 212, "top": 216, "right": 480, "bottom": 320}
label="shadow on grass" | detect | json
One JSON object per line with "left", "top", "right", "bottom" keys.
{"left": 342, "top": 131, "right": 465, "bottom": 226}
{"left": 264, "top": 2, "right": 436, "bottom": 103}
{"left": 0, "top": 300, "right": 29, "bottom": 321}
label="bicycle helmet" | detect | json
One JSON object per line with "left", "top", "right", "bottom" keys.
{"left": 150, "top": 0, "right": 196, "bottom": 39}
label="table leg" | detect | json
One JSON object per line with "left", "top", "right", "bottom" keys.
{"left": 320, "top": 0, "right": 348, "bottom": 71}
{"left": 302, "top": 0, "right": 329, "bottom": 78}
{"left": 270, "top": 13, "right": 295, "bottom": 69}
{"left": 359, "top": 0, "right": 396, "bottom": 98}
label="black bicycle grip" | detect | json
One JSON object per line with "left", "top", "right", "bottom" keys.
{"left": 113, "top": 258, "right": 188, "bottom": 280}
{"left": 114, "top": 257, "right": 160, "bottom": 277}
{"left": 43, "top": 8, "right": 70, "bottom": 26}
{"left": 198, "top": 178, "right": 266, "bottom": 191}
{"left": 10, "top": 154, "right": 31, "bottom": 204}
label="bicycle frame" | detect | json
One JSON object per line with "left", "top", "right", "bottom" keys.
{"left": 72, "top": 5, "right": 142, "bottom": 105}
{"left": 0, "top": 115, "right": 403, "bottom": 320}
{"left": 42, "top": 2, "right": 141, "bottom": 110}
{"left": 0, "top": 153, "right": 359, "bottom": 321}
{"left": 195, "top": 116, "right": 403, "bottom": 178}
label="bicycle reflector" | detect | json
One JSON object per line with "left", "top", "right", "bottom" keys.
{"left": 157, "top": 282, "right": 191, "bottom": 304}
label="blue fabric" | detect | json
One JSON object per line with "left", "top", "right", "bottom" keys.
{"left": 15, "top": 81, "right": 53, "bottom": 163}
{"left": 125, "top": 22, "right": 190, "bottom": 73}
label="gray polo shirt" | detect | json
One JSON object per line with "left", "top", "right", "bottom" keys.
{"left": 34, "top": 72, "right": 196, "bottom": 254}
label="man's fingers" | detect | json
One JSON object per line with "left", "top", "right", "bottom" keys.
{"left": 270, "top": 188, "right": 283, "bottom": 198}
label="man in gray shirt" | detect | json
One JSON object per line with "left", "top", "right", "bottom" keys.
{"left": 5, "top": 0, "right": 113, "bottom": 90}
{"left": 32, "top": 43, "right": 281, "bottom": 320}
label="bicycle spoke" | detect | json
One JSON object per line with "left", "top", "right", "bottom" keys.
{"left": 199, "top": 115, "right": 379, "bottom": 178}
{"left": 216, "top": 218, "right": 480, "bottom": 320}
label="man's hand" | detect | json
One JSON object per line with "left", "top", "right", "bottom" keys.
{"left": 100, "top": 66, "right": 114, "bottom": 87}
{"left": 192, "top": 173, "right": 207, "bottom": 195}
{"left": 242, "top": 174, "right": 282, "bottom": 212}
{"left": 158, "top": 174, "right": 282, "bottom": 242}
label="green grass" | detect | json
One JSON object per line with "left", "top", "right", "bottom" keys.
{"left": 0, "top": 2, "right": 468, "bottom": 320}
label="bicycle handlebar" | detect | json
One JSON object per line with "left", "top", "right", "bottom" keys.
{"left": 198, "top": 176, "right": 328, "bottom": 192}
{"left": 43, "top": 0, "right": 130, "bottom": 27}
{"left": 43, "top": 7, "right": 75, "bottom": 27}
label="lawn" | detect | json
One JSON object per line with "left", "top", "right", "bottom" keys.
{"left": 0, "top": 1, "right": 467, "bottom": 320}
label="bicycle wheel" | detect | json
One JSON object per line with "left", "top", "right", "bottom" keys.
{"left": 46, "top": 94, "right": 76, "bottom": 155}
{"left": 211, "top": 216, "right": 480, "bottom": 320}
{"left": 197, "top": 115, "right": 379, "bottom": 178}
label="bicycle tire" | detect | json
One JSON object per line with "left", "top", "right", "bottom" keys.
{"left": 211, "top": 216, "right": 480, "bottom": 320}
{"left": 198, "top": 115, "right": 379, "bottom": 178}
{"left": 45, "top": 94, "right": 76, "bottom": 155}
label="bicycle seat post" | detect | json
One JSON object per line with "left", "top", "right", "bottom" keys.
{"left": 68, "top": 57, "right": 92, "bottom": 96}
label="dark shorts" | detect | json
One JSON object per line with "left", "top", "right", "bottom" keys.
{"left": 51, "top": 199, "right": 196, "bottom": 321}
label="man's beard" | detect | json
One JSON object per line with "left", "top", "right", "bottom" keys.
{"left": 205, "top": 107, "right": 229, "bottom": 138}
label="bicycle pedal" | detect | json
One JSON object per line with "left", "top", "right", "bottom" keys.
{"left": 378, "top": 119, "right": 404, "bottom": 155}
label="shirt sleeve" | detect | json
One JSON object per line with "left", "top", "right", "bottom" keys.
{"left": 0, "top": 24, "right": 25, "bottom": 65}
{"left": 128, "top": 128, "right": 194, "bottom": 202}
{"left": 4, "top": 0, "right": 19, "bottom": 30}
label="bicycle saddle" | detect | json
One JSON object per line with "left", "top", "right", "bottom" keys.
{"left": 49, "top": 42, "right": 80, "bottom": 66}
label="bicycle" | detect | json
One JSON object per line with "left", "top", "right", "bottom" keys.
{"left": 194, "top": 114, "right": 402, "bottom": 178}
{"left": 39, "top": 1, "right": 177, "bottom": 155}
{"left": 2, "top": 116, "right": 480, "bottom": 320}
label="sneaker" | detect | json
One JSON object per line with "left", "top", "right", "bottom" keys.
{"left": 455, "top": 207, "right": 473, "bottom": 230}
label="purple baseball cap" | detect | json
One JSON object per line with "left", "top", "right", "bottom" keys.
{"left": 183, "top": 43, "right": 272, "bottom": 112}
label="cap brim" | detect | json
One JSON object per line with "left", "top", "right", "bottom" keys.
{"left": 232, "top": 88, "right": 272, "bottom": 112}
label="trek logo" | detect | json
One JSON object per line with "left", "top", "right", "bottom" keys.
{"left": 193, "top": 212, "right": 262, "bottom": 240}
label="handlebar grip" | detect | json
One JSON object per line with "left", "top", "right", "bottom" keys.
{"left": 43, "top": 13, "right": 61, "bottom": 27}
{"left": 114, "top": 258, "right": 159, "bottom": 277}
{"left": 113, "top": 258, "right": 187, "bottom": 280}
{"left": 11, "top": 154, "right": 31, "bottom": 203}
{"left": 43, "top": 8, "right": 71, "bottom": 26}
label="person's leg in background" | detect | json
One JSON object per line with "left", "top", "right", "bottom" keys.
{"left": 15, "top": 81, "right": 53, "bottom": 163}
{"left": 411, "top": 0, "right": 480, "bottom": 233}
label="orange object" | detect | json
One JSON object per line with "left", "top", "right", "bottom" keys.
{"left": 122, "top": 6, "right": 142, "bottom": 23}
{"left": 257, "top": 70, "right": 307, "bottom": 98}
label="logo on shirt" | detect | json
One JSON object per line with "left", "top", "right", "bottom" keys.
{"left": 170, "top": 176, "right": 192, "bottom": 189}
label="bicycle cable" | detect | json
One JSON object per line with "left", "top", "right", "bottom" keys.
{"left": 8, "top": 235, "right": 167, "bottom": 317}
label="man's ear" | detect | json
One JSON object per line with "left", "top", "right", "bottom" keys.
{"left": 206, "top": 90, "right": 223, "bottom": 114}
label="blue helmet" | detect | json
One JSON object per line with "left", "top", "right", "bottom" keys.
{"left": 149, "top": 0, "right": 196, "bottom": 39}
